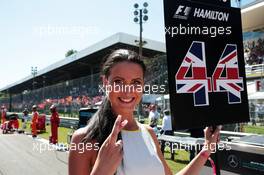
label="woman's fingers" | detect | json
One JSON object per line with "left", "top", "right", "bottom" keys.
{"left": 217, "top": 135, "right": 220, "bottom": 143}
{"left": 204, "top": 126, "right": 222, "bottom": 148}
{"left": 115, "top": 140, "right": 123, "bottom": 152}
{"left": 204, "top": 127, "right": 211, "bottom": 138}
{"left": 109, "top": 115, "right": 128, "bottom": 144}
{"left": 93, "top": 121, "right": 126, "bottom": 175}
{"left": 204, "top": 126, "right": 221, "bottom": 137}
{"left": 212, "top": 127, "right": 221, "bottom": 141}
{"left": 110, "top": 115, "right": 121, "bottom": 143}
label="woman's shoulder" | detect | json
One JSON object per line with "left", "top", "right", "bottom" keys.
{"left": 71, "top": 126, "right": 99, "bottom": 148}
{"left": 69, "top": 126, "right": 98, "bottom": 175}
{"left": 70, "top": 126, "right": 98, "bottom": 158}
{"left": 71, "top": 126, "right": 90, "bottom": 144}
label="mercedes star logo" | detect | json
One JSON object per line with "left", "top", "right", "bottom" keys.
{"left": 227, "top": 154, "right": 239, "bottom": 168}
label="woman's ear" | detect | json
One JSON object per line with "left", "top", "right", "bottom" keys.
{"left": 101, "top": 75, "right": 110, "bottom": 96}
{"left": 102, "top": 75, "right": 108, "bottom": 87}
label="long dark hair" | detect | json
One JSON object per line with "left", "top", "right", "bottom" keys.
{"left": 82, "top": 49, "right": 146, "bottom": 146}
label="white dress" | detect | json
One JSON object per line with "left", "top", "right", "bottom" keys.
{"left": 116, "top": 123, "right": 165, "bottom": 175}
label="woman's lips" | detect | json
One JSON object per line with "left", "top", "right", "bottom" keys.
{"left": 118, "top": 97, "right": 135, "bottom": 103}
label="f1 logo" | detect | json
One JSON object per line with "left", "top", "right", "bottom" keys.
{"left": 173, "top": 5, "right": 192, "bottom": 20}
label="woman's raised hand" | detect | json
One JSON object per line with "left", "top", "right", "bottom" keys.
{"left": 91, "top": 115, "right": 128, "bottom": 175}
{"left": 203, "top": 126, "right": 221, "bottom": 153}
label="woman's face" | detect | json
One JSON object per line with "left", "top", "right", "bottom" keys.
{"left": 104, "top": 61, "right": 144, "bottom": 116}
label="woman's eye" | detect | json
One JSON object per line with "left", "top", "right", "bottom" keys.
{"left": 114, "top": 80, "right": 123, "bottom": 85}
{"left": 133, "top": 81, "right": 142, "bottom": 85}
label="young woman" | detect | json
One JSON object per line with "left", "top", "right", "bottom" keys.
{"left": 69, "top": 49, "right": 220, "bottom": 175}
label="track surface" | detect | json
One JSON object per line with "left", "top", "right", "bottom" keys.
{"left": 0, "top": 132, "right": 68, "bottom": 175}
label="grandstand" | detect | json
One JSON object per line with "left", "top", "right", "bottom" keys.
{"left": 0, "top": 32, "right": 167, "bottom": 115}
{"left": 242, "top": 0, "right": 264, "bottom": 68}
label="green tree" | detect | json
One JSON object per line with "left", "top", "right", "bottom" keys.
{"left": 65, "top": 49, "right": 77, "bottom": 57}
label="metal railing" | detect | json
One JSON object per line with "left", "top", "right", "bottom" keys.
{"left": 246, "top": 64, "right": 264, "bottom": 77}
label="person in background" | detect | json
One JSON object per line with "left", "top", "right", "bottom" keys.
{"left": 22, "top": 108, "right": 29, "bottom": 130}
{"left": 31, "top": 105, "right": 39, "bottom": 138}
{"left": 49, "top": 104, "right": 60, "bottom": 144}
{"left": 1, "top": 106, "right": 7, "bottom": 125}
{"left": 249, "top": 102, "right": 256, "bottom": 119}
{"left": 160, "top": 109, "right": 173, "bottom": 156}
{"left": 148, "top": 104, "right": 159, "bottom": 128}
{"left": 252, "top": 118, "right": 256, "bottom": 126}
{"left": 161, "top": 109, "right": 173, "bottom": 135}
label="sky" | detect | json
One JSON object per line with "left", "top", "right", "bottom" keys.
{"left": 0, "top": 0, "right": 254, "bottom": 90}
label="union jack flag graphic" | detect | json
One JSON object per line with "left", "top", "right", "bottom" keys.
{"left": 175, "top": 41, "right": 212, "bottom": 106}
{"left": 212, "top": 44, "right": 244, "bottom": 104}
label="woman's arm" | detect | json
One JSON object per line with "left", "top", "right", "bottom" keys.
{"left": 176, "top": 149, "right": 210, "bottom": 175}
{"left": 176, "top": 127, "right": 220, "bottom": 175}
{"left": 68, "top": 127, "right": 96, "bottom": 175}
{"left": 147, "top": 126, "right": 220, "bottom": 175}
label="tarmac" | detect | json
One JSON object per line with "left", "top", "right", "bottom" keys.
{"left": 0, "top": 131, "right": 68, "bottom": 175}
